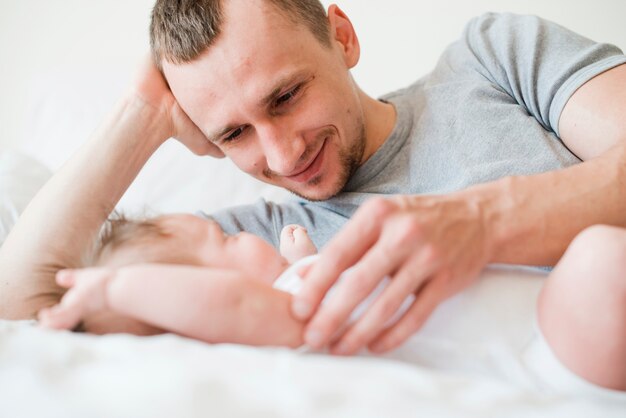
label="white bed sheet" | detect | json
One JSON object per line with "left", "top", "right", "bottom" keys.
{"left": 3, "top": 62, "right": 626, "bottom": 418}
{"left": 2, "top": 267, "right": 625, "bottom": 418}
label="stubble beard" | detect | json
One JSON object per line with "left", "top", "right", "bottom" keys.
{"left": 289, "top": 122, "right": 366, "bottom": 202}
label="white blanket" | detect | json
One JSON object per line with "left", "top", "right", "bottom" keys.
{"left": 2, "top": 267, "right": 625, "bottom": 418}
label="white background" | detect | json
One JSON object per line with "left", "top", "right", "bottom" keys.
{"left": 1, "top": 0, "right": 625, "bottom": 152}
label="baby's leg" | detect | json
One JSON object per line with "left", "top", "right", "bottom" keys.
{"left": 280, "top": 225, "right": 317, "bottom": 264}
{"left": 538, "top": 225, "right": 626, "bottom": 390}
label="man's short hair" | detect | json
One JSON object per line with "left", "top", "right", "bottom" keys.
{"left": 150, "top": 0, "right": 331, "bottom": 69}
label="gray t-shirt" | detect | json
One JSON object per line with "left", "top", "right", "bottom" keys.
{"left": 205, "top": 13, "right": 626, "bottom": 249}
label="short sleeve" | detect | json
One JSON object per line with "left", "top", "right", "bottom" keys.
{"left": 462, "top": 13, "right": 626, "bottom": 137}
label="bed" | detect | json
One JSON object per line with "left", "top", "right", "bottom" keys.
{"left": 2, "top": 1, "right": 626, "bottom": 416}
{"left": 1, "top": 266, "right": 625, "bottom": 417}
{"left": 1, "top": 149, "right": 625, "bottom": 415}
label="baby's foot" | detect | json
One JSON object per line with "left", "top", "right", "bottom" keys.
{"left": 280, "top": 224, "right": 318, "bottom": 264}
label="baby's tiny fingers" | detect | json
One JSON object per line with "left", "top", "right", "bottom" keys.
{"left": 37, "top": 307, "right": 52, "bottom": 323}
{"left": 56, "top": 269, "right": 76, "bottom": 287}
{"left": 38, "top": 305, "right": 72, "bottom": 329}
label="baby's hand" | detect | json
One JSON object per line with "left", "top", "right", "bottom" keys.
{"left": 280, "top": 224, "right": 317, "bottom": 264}
{"left": 38, "top": 268, "right": 113, "bottom": 330}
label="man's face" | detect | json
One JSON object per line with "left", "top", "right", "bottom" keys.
{"left": 163, "top": 1, "right": 365, "bottom": 201}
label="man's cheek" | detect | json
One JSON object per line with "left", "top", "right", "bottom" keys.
{"left": 226, "top": 149, "right": 265, "bottom": 175}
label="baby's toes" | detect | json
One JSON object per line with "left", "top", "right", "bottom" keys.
{"left": 292, "top": 227, "right": 317, "bottom": 255}
{"left": 280, "top": 225, "right": 298, "bottom": 242}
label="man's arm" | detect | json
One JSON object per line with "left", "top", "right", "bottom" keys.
{"left": 488, "top": 63, "right": 626, "bottom": 263}
{"left": 559, "top": 64, "right": 626, "bottom": 160}
{"left": 0, "top": 58, "right": 219, "bottom": 320}
{"left": 293, "top": 63, "right": 626, "bottom": 355}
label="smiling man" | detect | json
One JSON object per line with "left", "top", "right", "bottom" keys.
{"left": 1, "top": 0, "right": 626, "bottom": 377}
{"left": 155, "top": 0, "right": 393, "bottom": 202}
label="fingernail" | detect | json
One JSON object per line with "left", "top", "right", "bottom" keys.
{"left": 293, "top": 300, "right": 312, "bottom": 319}
{"left": 305, "top": 329, "right": 323, "bottom": 347}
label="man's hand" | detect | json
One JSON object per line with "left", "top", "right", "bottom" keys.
{"left": 131, "top": 55, "right": 224, "bottom": 157}
{"left": 291, "top": 194, "right": 493, "bottom": 355}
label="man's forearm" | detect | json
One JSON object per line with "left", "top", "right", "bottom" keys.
{"left": 472, "top": 142, "right": 626, "bottom": 265}
{"left": 0, "top": 96, "right": 169, "bottom": 319}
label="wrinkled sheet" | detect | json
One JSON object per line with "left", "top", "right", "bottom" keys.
{"left": 1, "top": 267, "right": 625, "bottom": 418}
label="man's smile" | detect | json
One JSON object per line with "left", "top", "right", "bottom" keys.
{"left": 285, "top": 137, "right": 327, "bottom": 184}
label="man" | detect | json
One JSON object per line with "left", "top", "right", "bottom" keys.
{"left": 1, "top": 0, "right": 625, "bottom": 362}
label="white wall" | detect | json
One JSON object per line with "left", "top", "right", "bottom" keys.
{"left": 1, "top": 0, "right": 625, "bottom": 151}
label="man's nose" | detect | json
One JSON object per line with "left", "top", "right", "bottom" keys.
{"left": 258, "top": 124, "right": 306, "bottom": 175}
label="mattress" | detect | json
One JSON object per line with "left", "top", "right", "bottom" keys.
{"left": 2, "top": 266, "right": 625, "bottom": 417}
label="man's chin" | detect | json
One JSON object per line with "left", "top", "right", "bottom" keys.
{"left": 286, "top": 177, "right": 345, "bottom": 202}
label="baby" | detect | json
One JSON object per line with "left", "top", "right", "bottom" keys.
{"left": 38, "top": 214, "right": 321, "bottom": 347}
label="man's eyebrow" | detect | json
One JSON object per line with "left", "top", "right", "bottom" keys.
{"left": 259, "top": 70, "right": 310, "bottom": 108}
{"left": 207, "top": 70, "right": 311, "bottom": 143}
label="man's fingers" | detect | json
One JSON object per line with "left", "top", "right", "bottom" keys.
{"left": 295, "top": 263, "right": 312, "bottom": 278}
{"left": 293, "top": 198, "right": 396, "bottom": 321}
{"left": 328, "top": 248, "right": 441, "bottom": 355}
{"left": 173, "top": 132, "right": 224, "bottom": 157}
{"left": 304, "top": 240, "right": 413, "bottom": 349}
{"left": 171, "top": 104, "right": 225, "bottom": 157}
{"left": 368, "top": 275, "right": 449, "bottom": 353}
{"left": 303, "top": 216, "right": 428, "bottom": 349}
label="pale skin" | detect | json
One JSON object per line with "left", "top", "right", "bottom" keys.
{"left": 1, "top": 0, "right": 626, "bottom": 388}
{"left": 39, "top": 219, "right": 626, "bottom": 390}
{"left": 537, "top": 225, "right": 626, "bottom": 390}
{"left": 39, "top": 219, "right": 318, "bottom": 346}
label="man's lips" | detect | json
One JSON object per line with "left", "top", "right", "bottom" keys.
{"left": 286, "top": 139, "right": 327, "bottom": 183}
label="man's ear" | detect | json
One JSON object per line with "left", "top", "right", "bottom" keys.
{"left": 327, "top": 4, "right": 360, "bottom": 69}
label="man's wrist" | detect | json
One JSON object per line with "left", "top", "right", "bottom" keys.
{"left": 117, "top": 92, "right": 173, "bottom": 148}
{"left": 457, "top": 176, "right": 520, "bottom": 264}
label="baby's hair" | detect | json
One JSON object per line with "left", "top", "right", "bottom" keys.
{"left": 81, "top": 212, "right": 172, "bottom": 268}
{"left": 37, "top": 213, "right": 172, "bottom": 326}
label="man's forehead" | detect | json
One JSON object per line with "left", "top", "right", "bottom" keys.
{"left": 161, "top": 1, "right": 329, "bottom": 139}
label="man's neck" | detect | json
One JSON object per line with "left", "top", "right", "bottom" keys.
{"left": 359, "top": 90, "right": 397, "bottom": 164}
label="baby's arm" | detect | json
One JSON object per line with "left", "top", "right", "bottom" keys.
{"left": 280, "top": 225, "right": 317, "bottom": 264}
{"left": 40, "top": 265, "right": 306, "bottom": 348}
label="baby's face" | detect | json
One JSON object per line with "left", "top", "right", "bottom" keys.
{"left": 152, "top": 214, "right": 289, "bottom": 283}
{"left": 80, "top": 215, "right": 295, "bottom": 335}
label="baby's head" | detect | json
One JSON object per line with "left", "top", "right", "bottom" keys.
{"left": 83, "top": 213, "right": 291, "bottom": 284}
{"left": 62, "top": 213, "right": 316, "bottom": 335}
